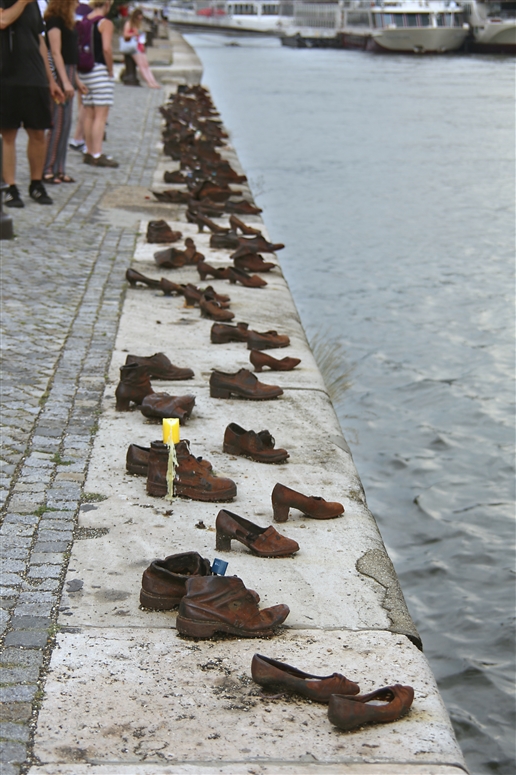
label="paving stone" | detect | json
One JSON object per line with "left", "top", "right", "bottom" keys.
{"left": 10, "top": 617, "right": 52, "bottom": 631}
{"left": 4, "top": 631, "right": 49, "bottom": 648}
{"left": 32, "top": 543, "right": 68, "bottom": 554}
{"left": 1, "top": 650, "right": 44, "bottom": 670}
{"left": 29, "top": 554, "right": 65, "bottom": 566}
{"left": 0, "top": 740, "right": 27, "bottom": 764}
{"left": 0, "top": 722, "right": 31, "bottom": 743}
{"left": 27, "top": 566, "right": 62, "bottom": 580}
{"left": 0, "top": 686, "right": 38, "bottom": 703}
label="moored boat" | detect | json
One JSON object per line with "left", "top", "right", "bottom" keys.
{"left": 462, "top": 0, "right": 516, "bottom": 52}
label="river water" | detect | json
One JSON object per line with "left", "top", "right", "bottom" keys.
{"left": 185, "top": 34, "right": 515, "bottom": 774}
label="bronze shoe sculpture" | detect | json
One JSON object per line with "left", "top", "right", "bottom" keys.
{"left": 227, "top": 267, "right": 267, "bottom": 288}
{"left": 210, "top": 369, "right": 283, "bottom": 400}
{"left": 115, "top": 363, "right": 153, "bottom": 411}
{"left": 328, "top": 685, "right": 414, "bottom": 732}
{"left": 271, "top": 483, "right": 344, "bottom": 522}
{"left": 200, "top": 295, "right": 235, "bottom": 321}
{"left": 250, "top": 350, "right": 301, "bottom": 372}
{"left": 234, "top": 254, "right": 276, "bottom": 273}
{"left": 140, "top": 393, "right": 195, "bottom": 423}
{"left": 210, "top": 322, "right": 250, "bottom": 344}
{"left": 183, "top": 284, "right": 231, "bottom": 307}
{"left": 146, "top": 440, "right": 169, "bottom": 496}
{"left": 152, "top": 189, "right": 190, "bottom": 204}
{"left": 197, "top": 261, "right": 231, "bottom": 281}
{"left": 183, "top": 237, "right": 204, "bottom": 265}
{"left": 223, "top": 199, "right": 262, "bottom": 215}
{"left": 223, "top": 423, "right": 288, "bottom": 463}
{"left": 140, "top": 551, "right": 212, "bottom": 610}
{"left": 146, "top": 220, "right": 182, "bottom": 244}
{"left": 174, "top": 439, "right": 236, "bottom": 502}
{"left": 126, "top": 268, "right": 162, "bottom": 289}
{"left": 125, "top": 353, "right": 194, "bottom": 381}
{"left": 160, "top": 278, "right": 185, "bottom": 296}
{"left": 126, "top": 443, "right": 150, "bottom": 476}
{"left": 176, "top": 575, "right": 289, "bottom": 638}
{"left": 215, "top": 510, "right": 299, "bottom": 557}
{"left": 247, "top": 329, "right": 290, "bottom": 351}
{"left": 229, "top": 214, "right": 262, "bottom": 236}
{"left": 192, "top": 212, "right": 231, "bottom": 234}
{"left": 251, "top": 654, "right": 360, "bottom": 702}
{"left": 209, "top": 232, "right": 240, "bottom": 250}
{"left": 154, "top": 247, "right": 186, "bottom": 269}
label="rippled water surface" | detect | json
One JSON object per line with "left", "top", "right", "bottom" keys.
{"left": 186, "top": 34, "right": 515, "bottom": 773}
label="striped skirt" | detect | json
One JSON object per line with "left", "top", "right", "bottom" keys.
{"left": 80, "top": 63, "right": 114, "bottom": 107}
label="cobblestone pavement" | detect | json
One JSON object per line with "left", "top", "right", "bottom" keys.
{"left": 0, "top": 82, "right": 164, "bottom": 774}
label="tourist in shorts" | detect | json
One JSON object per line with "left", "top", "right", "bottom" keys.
{"left": 0, "top": 0, "right": 65, "bottom": 207}
{"left": 79, "top": 0, "right": 118, "bottom": 168}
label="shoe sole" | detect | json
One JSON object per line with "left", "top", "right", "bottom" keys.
{"left": 175, "top": 483, "right": 236, "bottom": 502}
{"left": 140, "top": 589, "right": 181, "bottom": 610}
{"left": 176, "top": 615, "right": 278, "bottom": 639}
{"left": 223, "top": 443, "right": 288, "bottom": 463}
{"left": 211, "top": 386, "right": 283, "bottom": 400}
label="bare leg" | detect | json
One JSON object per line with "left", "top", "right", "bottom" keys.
{"left": 72, "top": 92, "right": 85, "bottom": 143}
{"left": 84, "top": 105, "right": 110, "bottom": 156}
{"left": 26, "top": 129, "right": 47, "bottom": 180}
{"left": 0, "top": 128, "right": 18, "bottom": 185}
{"left": 133, "top": 52, "right": 160, "bottom": 88}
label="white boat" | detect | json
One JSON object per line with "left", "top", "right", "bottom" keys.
{"left": 164, "top": 0, "right": 292, "bottom": 34}
{"left": 461, "top": 0, "right": 516, "bottom": 52}
{"left": 337, "top": 1, "right": 469, "bottom": 53}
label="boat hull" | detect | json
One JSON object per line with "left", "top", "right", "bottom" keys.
{"left": 372, "top": 27, "right": 468, "bottom": 53}
{"left": 470, "top": 21, "right": 516, "bottom": 52}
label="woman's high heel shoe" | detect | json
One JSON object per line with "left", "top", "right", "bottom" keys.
{"left": 126, "top": 268, "right": 162, "bottom": 289}
{"left": 271, "top": 483, "right": 344, "bottom": 522}
{"left": 328, "top": 685, "right": 415, "bottom": 732}
{"left": 250, "top": 350, "right": 301, "bottom": 372}
{"left": 234, "top": 254, "right": 276, "bottom": 273}
{"left": 229, "top": 214, "right": 262, "bottom": 236}
{"left": 194, "top": 212, "right": 231, "bottom": 234}
{"left": 197, "top": 261, "right": 230, "bottom": 281}
{"left": 199, "top": 295, "right": 234, "bottom": 321}
{"left": 215, "top": 509, "right": 299, "bottom": 557}
{"left": 227, "top": 267, "right": 267, "bottom": 288}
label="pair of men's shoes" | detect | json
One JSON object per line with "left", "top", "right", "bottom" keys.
{"left": 4, "top": 182, "right": 52, "bottom": 208}
{"left": 154, "top": 238, "right": 204, "bottom": 267}
{"left": 211, "top": 322, "right": 290, "bottom": 350}
{"left": 139, "top": 551, "right": 289, "bottom": 637}
{"left": 251, "top": 654, "right": 414, "bottom": 732}
{"left": 115, "top": 358, "right": 195, "bottom": 422}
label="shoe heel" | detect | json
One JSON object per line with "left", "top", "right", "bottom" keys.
{"left": 176, "top": 615, "right": 218, "bottom": 638}
{"left": 198, "top": 270, "right": 208, "bottom": 280}
{"left": 272, "top": 503, "right": 289, "bottom": 523}
{"left": 115, "top": 389, "right": 131, "bottom": 412}
{"left": 210, "top": 385, "right": 231, "bottom": 398}
{"left": 215, "top": 531, "right": 231, "bottom": 551}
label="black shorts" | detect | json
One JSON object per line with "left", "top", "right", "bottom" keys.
{"left": 0, "top": 84, "right": 52, "bottom": 130}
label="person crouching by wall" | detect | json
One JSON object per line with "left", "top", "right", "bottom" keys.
{"left": 122, "top": 7, "right": 160, "bottom": 89}
{"left": 79, "top": 0, "right": 118, "bottom": 167}
{"left": 43, "top": 0, "right": 88, "bottom": 184}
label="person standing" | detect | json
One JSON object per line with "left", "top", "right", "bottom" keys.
{"left": 79, "top": 0, "right": 118, "bottom": 168}
{"left": 122, "top": 8, "right": 160, "bottom": 89}
{"left": 43, "top": 0, "right": 87, "bottom": 183}
{"left": 0, "top": 0, "right": 64, "bottom": 207}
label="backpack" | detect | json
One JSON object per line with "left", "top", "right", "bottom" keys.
{"left": 76, "top": 15, "right": 102, "bottom": 73}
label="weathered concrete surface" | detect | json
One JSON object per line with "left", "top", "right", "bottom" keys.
{"left": 26, "top": 34, "right": 467, "bottom": 775}
{"left": 33, "top": 630, "right": 463, "bottom": 771}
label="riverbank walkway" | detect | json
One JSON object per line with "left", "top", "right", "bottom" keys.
{"left": 1, "top": 31, "right": 467, "bottom": 775}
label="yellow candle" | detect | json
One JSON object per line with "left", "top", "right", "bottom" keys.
{"left": 162, "top": 418, "right": 180, "bottom": 445}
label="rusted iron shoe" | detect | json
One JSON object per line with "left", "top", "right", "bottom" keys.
{"left": 126, "top": 443, "right": 150, "bottom": 476}
{"left": 174, "top": 439, "right": 237, "bottom": 502}
{"left": 146, "top": 219, "right": 182, "bottom": 244}
{"left": 159, "top": 278, "right": 185, "bottom": 296}
{"left": 140, "top": 552, "right": 212, "bottom": 610}
{"left": 234, "top": 254, "right": 276, "bottom": 273}
{"left": 223, "top": 199, "right": 262, "bottom": 215}
{"left": 251, "top": 654, "right": 360, "bottom": 702}
{"left": 126, "top": 268, "right": 162, "bottom": 289}
{"left": 146, "top": 440, "right": 169, "bottom": 496}
{"left": 227, "top": 267, "right": 267, "bottom": 288}
{"left": 328, "top": 685, "right": 415, "bottom": 732}
{"left": 140, "top": 393, "right": 195, "bottom": 423}
{"left": 223, "top": 423, "right": 288, "bottom": 463}
{"left": 231, "top": 236, "right": 284, "bottom": 257}
{"left": 271, "top": 483, "right": 344, "bottom": 523}
{"left": 247, "top": 330, "right": 290, "bottom": 351}
{"left": 197, "top": 261, "right": 231, "bottom": 281}
{"left": 183, "top": 284, "right": 231, "bottom": 307}
{"left": 229, "top": 214, "right": 262, "bottom": 236}
{"left": 115, "top": 363, "right": 153, "bottom": 411}
{"left": 215, "top": 510, "right": 299, "bottom": 557}
{"left": 199, "top": 295, "right": 234, "bottom": 321}
{"left": 183, "top": 237, "right": 204, "bottom": 264}
{"left": 209, "top": 232, "right": 240, "bottom": 250}
{"left": 176, "top": 575, "right": 289, "bottom": 639}
{"left": 125, "top": 353, "right": 194, "bottom": 380}
{"left": 163, "top": 170, "right": 187, "bottom": 184}
{"left": 210, "top": 369, "right": 283, "bottom": 400}
{"left": 154, "top": 247, "right": 186, "bottom": 269}
{"left": 210, "top": 322, "right": 250, "bottom": 344}
{"left": 152, "top": 189, "right": 190, "bottom": 204}
{"left": 250, "top": 350, "right": 300, "bottom": 372}
{"left": 191, "top": 211, "right": 231, "bottom": 234}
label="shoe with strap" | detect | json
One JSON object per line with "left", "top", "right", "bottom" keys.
{"left": 29, "top": 181, "right": 52, "bottom": 205}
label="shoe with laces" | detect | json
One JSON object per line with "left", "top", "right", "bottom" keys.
{"left": 4, "top": 184, "right": 24, "bottom": 208}
{"left": 90, "top": 154, "right": 119, "bottom": 168}
{"left": 29, "top": 182, "right": 53, "bottom": 205}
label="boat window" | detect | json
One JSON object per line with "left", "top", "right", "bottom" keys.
{"left": 381, "top": 13, "right": 394, "bottom": 25}
{"left": 407, "top": 13, "right": 418, "bottom": 26}
{"left": 419, "top": 13, "right": 430, "bottom": 26}
{"left": 347, "top": 11, "right": 370, "bottom": 26}
{"left": 233, "top": 3, "right": 258, "bottom": 14}
{"left": 394, "top": 14, "right": 404, "bottom": 27}
{"left": 262, "top": 4, "right": 279, "bottom": 13}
